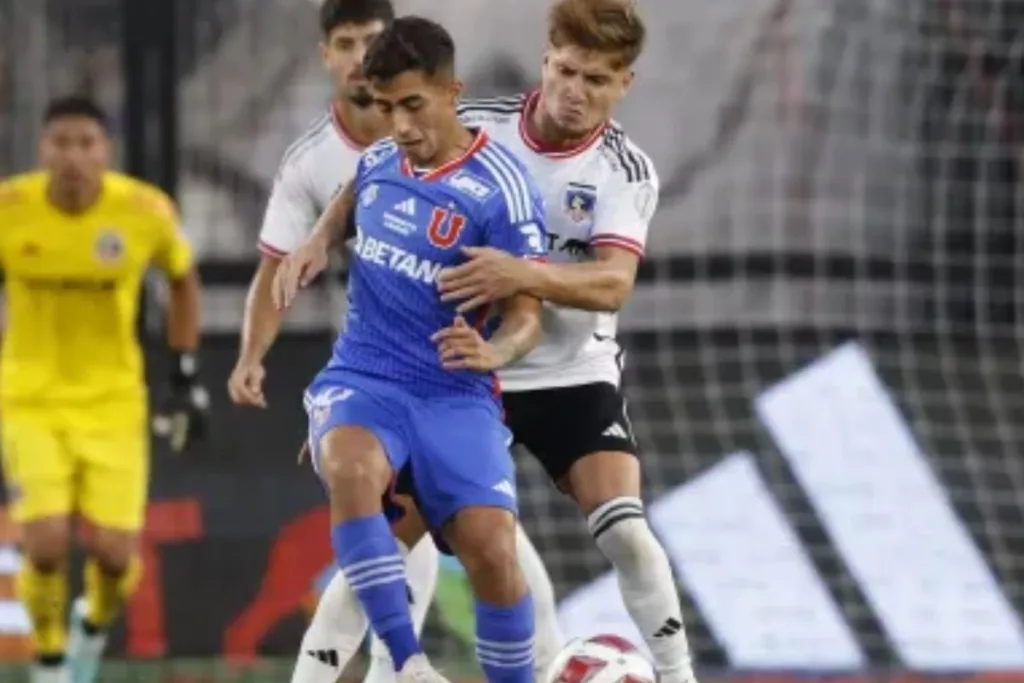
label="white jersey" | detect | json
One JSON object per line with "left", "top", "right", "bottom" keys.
{"left": 258, "top": 105, "right": 366, "bottom": 257}
{"left": 458, "top": 92, "right": 659, "bottom": 392}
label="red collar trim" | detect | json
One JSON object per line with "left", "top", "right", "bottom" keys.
{"left": 400, "top": 130, "right": 489, "bottom": 182}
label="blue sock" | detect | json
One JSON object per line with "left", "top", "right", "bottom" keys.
{"left": 475, "top": 594, "right": 535, "bottom": 683}
{"left": 332, "top": 514, "right": 421, "bottom": 670}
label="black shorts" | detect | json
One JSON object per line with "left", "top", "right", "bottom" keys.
{"left": 503, "top": 381, "right": 637, "bottom": 483}
{"left": 389, "top": 382, "right": 635, "bottom": 548}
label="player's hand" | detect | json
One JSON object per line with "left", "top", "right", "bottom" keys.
{"left": 153, "top": 352, "right": 211, "bottom": 454}
{"left": 272, "top": 237, "right": 329, "bottom": 310}
{"left": 228, "top": 359, "right": 267, "bottom": 408}
{"left": 431, "top": 315, "right": 510, "bottom": 371}
{"left": 437, "top": 247, "right": 534, "bottom": 313}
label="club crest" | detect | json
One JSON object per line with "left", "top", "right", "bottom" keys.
{"left": 564, "top": 183, "right": 597, "bottom": 227}
{"left": 95, "top": 230, "right": 124, "bottom": 264}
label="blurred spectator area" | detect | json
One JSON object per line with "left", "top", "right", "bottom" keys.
{"left": 2, "top": 0, "right": 1024, "bottom": 333}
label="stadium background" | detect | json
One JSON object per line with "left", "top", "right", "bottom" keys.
{"left": 2, "top": 0, "right": 1024, "bottom": 681}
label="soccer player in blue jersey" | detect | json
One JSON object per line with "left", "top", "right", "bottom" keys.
{"left": 273, "top": 16, "right": 547, "bottom": 683}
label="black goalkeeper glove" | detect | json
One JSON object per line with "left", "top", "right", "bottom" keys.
{"left": 153, "top": 352, "right": 210, "bottom": 454}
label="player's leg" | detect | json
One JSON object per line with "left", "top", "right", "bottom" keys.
{"left": 549, "top": 384, "right": 695, "bottom": 683}
{"left": 365, "top": 487, "right": 438, "bottom": 683}
{"left": 413, "top": 397, "right": 534, "bottom": 683}
{"left": 2, "top": 415, "right": 76, "bottom": 683}
{"left": 67, "top": 424, "right": 148, "bottom": 683}
{"left": 513, "top": 523, "right": 563, "bottom": 678}
{"left": 292, "top": 484, "right": 438, "bottom": 683}
{"left": 305, "top": 378, "right": 441, "bottom": 680}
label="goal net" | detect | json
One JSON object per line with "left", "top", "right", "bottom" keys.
{"left": 2, "top": 0, "right": 1024, "bottom": 679}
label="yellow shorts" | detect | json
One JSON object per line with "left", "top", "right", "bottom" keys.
{"left": 0, "top": 412, "right": 149, "bottom": 531}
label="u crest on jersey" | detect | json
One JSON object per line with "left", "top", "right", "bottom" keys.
{"left": 426, "top": 207, "right": 467, "bottom": 249}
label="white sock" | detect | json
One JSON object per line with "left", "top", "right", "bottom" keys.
{"left": 515, "top": 523, "right": 564, "bottom": 677}
{"left": 31, "top": 664, "right": 70, "bottom": 683}
{"left": 588, "top": 497, "right": 695, "bottom": 683}
{"left": 365, "top": 537, "right": 440, "bottom": 683}
{"left": 289, "top": 566, "right": 369, "bottom": 683}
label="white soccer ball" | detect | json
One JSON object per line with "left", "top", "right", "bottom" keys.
{"left": 545, "top": 634, "right": 656, "bottom": 683}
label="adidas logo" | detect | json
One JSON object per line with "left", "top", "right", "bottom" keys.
{"left": 653, "top": 617, "right": 683, "bottom": 638}
{"left": 393, "top": 197, "right": 417, "bottom": 216}
{"left": 492, "top": 479, "right": 516, "bottom": 498}
{"left": 602, "top": 422, "right": 629, "bottom": 439}
{"left": 306, "top": 648, "right": 339, "bottom": 667}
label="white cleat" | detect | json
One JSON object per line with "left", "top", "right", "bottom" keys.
{"left": 364, "top": 654, "right": 398, "bottom": 683}
{"left": 66, "top": 597, "right": 108, "bottom": 683}
{"left": 396, "top": 654, "right": 453, "bottom": 683}
{"left": 656, "top": 667, "right": 699, "bottom": 683}
{"left": 30, "top": 663, "right": 71, "bottom": 683}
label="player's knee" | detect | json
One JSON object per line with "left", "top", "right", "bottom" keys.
{"left": 587, "top": 497, "right": 659, "bottom": 571}
{"left": 20, "top": 517, "right": 71, "bottom": 572}
{"left": 449, "top": 510, "right": 520, "bottom": 588}
{"left": 565, "top": 451, "right": 641, "bottom": 513}
{"left": 90, "top": 528, "right": 137, "bottom": 576}
{"left": 319, "top": 428, "right": 392, "bottom": 495}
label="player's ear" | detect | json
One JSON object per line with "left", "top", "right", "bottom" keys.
{"left": 620, "top": 69, "right": 635, "bottom": 96}
{"left": 318, "top": 41, "right": 331, "bottom": 70}
{"left": 448, "top": 79, "right": 464, "bottom": 106}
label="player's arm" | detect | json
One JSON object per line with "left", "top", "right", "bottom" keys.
{"left": 308, "top": 181, "right": 356, "bottom": 251}
{"left": 439, "top": 166, "right": 659, "bottom": 314}
{"left": 433, "top": 294, "right": 542, "bottom": 372}
{"left": 520, "top": 246, "right": 638, "bottom": 312}
{"left": 239, "top": 257, "right": 285, "bottom": 365}
{"left": 231, "top": 158, "right": 321, "bottom": 405}
{"left": 150, "top": 195, "right": 209, "bottom": 453}
{"left": 489, "top": 293, "right": 543, "bottom": 366}
{"left": 434, "top": 183, "right": 549, "bottom": 371}
{"left": 273, "top": 180, "right": 357, "bottom": 310}
{"left": 523, "top": 169, "right": 659, "bottom": 312}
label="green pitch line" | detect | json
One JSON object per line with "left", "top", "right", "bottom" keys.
{"left": 0, "top": 657, "right": 484, "bottom": 683}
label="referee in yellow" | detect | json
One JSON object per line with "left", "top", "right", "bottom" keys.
{"left": 0, "top": 95, "right": 209, "bottom": 683}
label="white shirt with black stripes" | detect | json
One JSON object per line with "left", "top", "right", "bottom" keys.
{"left": 258, "top": 104, "right": 366, "bottom": 258}
{"left": 458, "top": 91, "right": 660, "bottom": 392}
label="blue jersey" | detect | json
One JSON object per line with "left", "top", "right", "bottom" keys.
{"left": 324, "top": 131, "right": 548, "bottom": 398}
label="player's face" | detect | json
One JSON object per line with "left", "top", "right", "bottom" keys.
{"left": 320, "top": 21, "right": 387, "bottom": 108}
{"left": 540, "top": 45, "right": 633, "bottom": 137}
{"left": 371, "top": 70, "right": 462, "bottom": 166}
{"left": 39, "top": 116, "right": 109, "bottom": 190}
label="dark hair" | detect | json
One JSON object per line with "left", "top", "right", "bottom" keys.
{"left": 43, "top": 95, "right": 109, "bottom": 129}
{"left": 548, "top": 0, "right": 646, "bottom": 69}
{"left": 363, "top": 16, "right": 455, "bottom": 82}
{"left": 319, "top": 0, "right": 394, "bottom": 37}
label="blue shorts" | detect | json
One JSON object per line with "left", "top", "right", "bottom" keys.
{"left": 304, "top": 369, "right": 517, "bottom": 531}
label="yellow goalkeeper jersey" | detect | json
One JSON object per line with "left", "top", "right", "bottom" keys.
{"left": 0, "top": 171, "right": 193, "bottom": 422}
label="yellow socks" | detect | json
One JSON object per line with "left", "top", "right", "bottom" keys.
{"left": 16, "top": 561, "right": 68, "bottom": 658}
{"left": 84, "top": 556, "right": 142, "bottom": 629}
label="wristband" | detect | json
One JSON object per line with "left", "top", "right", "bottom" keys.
{"left": 170, "top": 351, "right": 199, "bottom": 388}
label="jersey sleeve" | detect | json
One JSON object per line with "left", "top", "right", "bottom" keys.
{"left": 589, "top": 150, "right": 660, "bottom": 258}
{"left": 258, "top": 155, "right": 319, "bottom": 258}
{"left": 483, "top": 159, "right": 548, "bottom": 261}
{"left": 150, "top": 194, "right": 194, "bottom": 279}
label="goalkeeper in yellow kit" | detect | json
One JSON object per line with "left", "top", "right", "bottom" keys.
{"left": 0, "top": 96, "right": 208, "bottom": 683}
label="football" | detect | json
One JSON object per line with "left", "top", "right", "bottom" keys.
{"left": 545, "top": 634, "right": 657, "bottom": 683}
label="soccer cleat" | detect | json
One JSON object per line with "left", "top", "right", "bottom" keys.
{"left": 656, "top": 666, "right": 699, "bottom": 683}
{"left": 30, "top": 663, "right": 71, "bottom": 683}
{"left": 66, "top": 597, "right": 108, "bottom": 683}
{"left": 364, "top": 654, "right": 398, "bottom": 683}
{"left": 396, "top": 654, "right": 452, "bottom": 683}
